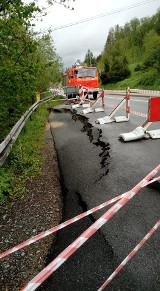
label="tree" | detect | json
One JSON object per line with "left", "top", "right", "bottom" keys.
{"left": 143, "top": 30, "right": 160, "bottom": 73}
{"left": 84, "top": 49, "right": 96, "bottom": 66}
{"left": 0, "top": 0, "right": 63, "bottom": 141}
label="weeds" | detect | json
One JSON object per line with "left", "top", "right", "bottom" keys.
{"left": 0, "top": 96, "right": 63, "bottom": 208}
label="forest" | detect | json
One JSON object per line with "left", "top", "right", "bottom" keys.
{"left": 84, "top": 9, "right": 160, "bottom": 90}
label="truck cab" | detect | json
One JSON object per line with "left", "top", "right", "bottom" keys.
{"left": 63, "top": 65, "right": 99, "bottom": 99}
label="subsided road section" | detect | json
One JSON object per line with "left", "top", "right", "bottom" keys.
{"left": 40, "top": 100, "right": 160, "bottom": 291}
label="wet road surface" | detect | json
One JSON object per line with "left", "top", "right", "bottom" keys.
{"left": 40, "top": 98, "right": 160, "bottom": 291}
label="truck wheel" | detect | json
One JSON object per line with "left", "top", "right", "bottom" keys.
{"left": 93, "top": 92, "right": 98, "bottom": 99}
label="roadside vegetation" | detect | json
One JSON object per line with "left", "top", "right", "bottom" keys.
{"left": 0, "top": 96, "right": 63, "bottom": 207}
{"left": 0, "top": 0, "right": 63, "bottom": 142}
{"left": 0, "top": 1, "right": 72, "bottom": 208}
{"left": 84, "top": 9, "right": 160, "bottom": 90}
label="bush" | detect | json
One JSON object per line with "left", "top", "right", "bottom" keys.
{"left": 108, "top": 59, "right": 131, "bottom": 83}
{"left": 100, "top": 72, "right": 109, "bottom": 85}
{"left": 134, "top": 64, "right": 143, "bottom": 72}
{"left": 139, "top": 69, "right": 158, "bottom": 86}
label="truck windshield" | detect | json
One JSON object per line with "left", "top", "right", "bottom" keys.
{"left": 76, "top": 68, "right": 96, "bottom": 78}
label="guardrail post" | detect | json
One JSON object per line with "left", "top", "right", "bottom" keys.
{"left": 35, "top": 92, "right": 41, "bottom": 102}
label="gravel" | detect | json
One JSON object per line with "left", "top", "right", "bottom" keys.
{"left": 0, "top": 121, "right": 63, "bottom": 291}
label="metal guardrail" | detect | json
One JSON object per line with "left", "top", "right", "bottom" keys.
{"left": 0, "top": 92, "right": 59, "bottom": 167}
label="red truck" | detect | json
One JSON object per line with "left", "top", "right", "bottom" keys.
{"left": 63, "top": 64, "right": 99, "bottom": 99}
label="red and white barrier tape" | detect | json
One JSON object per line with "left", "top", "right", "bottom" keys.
{"left": 1, "top": 175, "right": 159, "bottom": 260}
{"left": 105, "top": 104, "right": 147, "bottom": 118}
{"left": 21, "top": 165, "right": 160, "bottom": 291}
{"left": 98, "top": 220, "right": 160, "bottom": 290}
{"left": 0, "top": 193, "right": 128, "bottom": 259}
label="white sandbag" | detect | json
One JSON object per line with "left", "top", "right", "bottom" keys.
{"left": 94, "top": 108, "right": 104, "bottom": 113}
{"left": 147, "top": 129, "right": 160, "bottom": 139}
{"left": 81, "top": 108, "right": 94, "bottom": 114}
{"left": 95, "top": 116, "right": 113, "bottom": 124}
{"left": 71, "top": 104, "right": 80, "bottom": 109}
{"left": 119, "top": 126, "right": 145, "bottom": 141}
{"left": 114, "top": 116, "right": 129, "bottom": 123}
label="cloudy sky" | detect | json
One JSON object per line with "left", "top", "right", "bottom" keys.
{"left": 34, "top": 0, "right": 160, "bottom": 69}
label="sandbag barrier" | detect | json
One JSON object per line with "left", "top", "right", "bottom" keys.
{"left": 1, "top": 166, "right": 159, "bottom": 290}
{"left": 80, "top": 89, "right": 105, "bottom": 114}
{"left": 120, "top": 97, "right": 160, "bottom": 141}
{"left": 71, "top": 86, "right": 105, "bottom": 112}
{"left": 71, "top": 85, "right": 91, "bottom": 109}
{"left": 96, "top": 87, "right": 130, "bottom": 124}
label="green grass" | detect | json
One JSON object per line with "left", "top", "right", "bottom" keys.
{"left": 0, "top": 96, "right": 63, "bottom": 208}
{"left": 101, "top": 66, "right": 160, "bottom": 91}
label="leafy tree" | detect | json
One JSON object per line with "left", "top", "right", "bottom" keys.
{"left": 0, "top": 0, "right": 64, "bottom": 141}
{"left": 108, "top": 58, "right": 130, "bottom": 83}
{"left": 84, "top": 49, "right": 97, "bottom": 66}
{"left": 142, "top": 30, "right": 160, "bottom": 73}
{"left": 97, "top": 8, "right": 160, "bottom": 87}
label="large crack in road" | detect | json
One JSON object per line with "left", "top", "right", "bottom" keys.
{"left": 38, "top": 108, "right": 119, "bottom": 291}
{"left": 39, "top": 106, "right": 153, "bottom": 291}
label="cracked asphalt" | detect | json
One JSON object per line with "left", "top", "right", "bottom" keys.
{"left": 40, "top": 96, "right": 160, "bottom": 291}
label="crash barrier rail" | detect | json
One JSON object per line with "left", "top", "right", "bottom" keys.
{"left": 1, "top": 165, "right": 159, "bottom": 290}
{"left": 120, "top": 97, "right": 160, "bottom": 141}
{"left": 95, "top": 87, "right": 130, "bottom": 124}
{"left": 0, "top": 90, "right": 60, "bottom": 167}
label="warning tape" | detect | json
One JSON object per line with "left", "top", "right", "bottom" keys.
{"left": 1, "top": 175, "right": 159, "bottom": 260}
{"left": 21, "top": 165, "right": 160, "bottom": 291}
{"left": 98, "top": 220, "right": 160, "bottom": 290}
{"left": 0, "top": 193, "right": 128, "bottom": 259}
{"left": 105, "top": 104, "right": 147, "bottom": 118}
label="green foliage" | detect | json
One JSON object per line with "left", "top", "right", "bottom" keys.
{"left": 97, "top": 9, "right": 160, "bottom": 89}
{"left": 0, "top": 97, "right": 63, "bottom": 207}
{"left": 139, "top": 69, "right": 159, "bottom": 86}
{"left": 0, "top": 1, "right": 63, "bottom": 142}
{"left": 143, "top": 30, "right": 160, "bottom": 73}
{"left": 100, "top": 57, "right": 130, "bottom": 84}
{"left": 83, "top": 49, "right": 97, "bottom": 66}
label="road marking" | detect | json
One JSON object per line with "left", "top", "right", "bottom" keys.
{"left": 106, "top": 96, "right": 148, "bottom": 103}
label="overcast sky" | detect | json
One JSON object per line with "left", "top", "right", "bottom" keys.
{"left": 34, "top": 0, "right": 160, "bottom": 69}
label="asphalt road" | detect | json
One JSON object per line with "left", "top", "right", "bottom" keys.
{"left": 40, "top": 94, "right": 160, "bottom": 291}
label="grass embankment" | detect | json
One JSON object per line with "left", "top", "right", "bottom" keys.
{"left": 101, "top": 64, "right": 160, "bottom": 90}
{"left": 0, "top": 94, "right": 63, "bottom": 207}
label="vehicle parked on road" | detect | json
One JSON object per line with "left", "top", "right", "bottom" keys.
{"left": 63, "top": 63, "right": 99, "bottom": 99}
